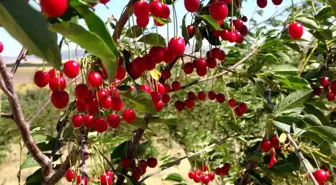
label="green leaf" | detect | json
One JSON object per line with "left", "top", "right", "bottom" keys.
{"left": 122, "top": 91, "right": 156, "bottom": 114}
{"left": 296, "top": 17, "right": 318, "bottom": 30}
{"left": 0, "top": 0, "right": 61, "bottom": 69}
{"left": 301, "top": 114, "right": 323, "bottom": 126}
{"left": 125, "top": 25, "right": 144, "bottom": 38}
{"left": 304, "top": 103, "right": 328, "bottom": 125}
{"left": 275, "top": 90, "right": 312, "bottom": 115}
{"left": 49, "top": 22, "right": 118, "bottom": 83}
{"left": 275, "top": 116, "right": 307, "bottom": 128}
{"left": 164, "top": 173, "right": 184, "bottom": 182}
{"left": 75, "top": 6, "right": 119, "bottom": 57}
{"left": 308, "top": 126, "right": 336, "bottom": 142}
{"left": 327, "top": 0, "right": 336, "bottom": 17}
{"left": 194, "top": 27, "right": 203, "bottom": 52}
{"left": 21, "top": 155, "right": 39, "bottom": 169}
{"left": 26, "top": 169, "right": 42, "bottom": 184}
{"left": 200, "top": 15, "right": 221, "bottom": 30}
{"left": 273, "top": 120, "right": 291, "bottom": 133}
{"left": 181, "top": 13, "right": 190, "bottom": 44}
{"left": 274, "top": 51, "right": 291, "bottom": 63}
{"left": 315, "top": 6, "right": 334, "bottom": 20}
{"left": 138, "top": 33, "right": 166, "bottom": 47}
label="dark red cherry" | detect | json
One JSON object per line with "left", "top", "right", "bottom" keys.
{"left": 136, "top": 16, "right": 149, "bottom": 28}
{"left": 88, "top": 72, "right": 103, "bottom": 88}
{"left": 143, "top": 55, "right": 156, "bottom": 71}
{"left": 218, "top": 50, "right": 226, "bottom": 61}
{"left": 187, "top": 92, "right": 197, "bottom": 101}
{"left": 208, "top": 91, "right": 216, "bottom": 100}
{"left": 151, "top": 92, "right": 162, "bottom": 103}
{"left": 227, "top": 31, "right": 237, "bottom": 43}
{"left": 34, "top": 71, "right": 50, "bottom": 88}
{"left": 288, "top": 22, "right": 304, "bottom": 40}
{"left": 327, "top": 92, "right": 335, "bottom": 101}
{"left": 206, "top": 58, "right": 217, "bottom": 68}
{"left": 242, "top": 16, "right": 248, "bottom": 22}
{"left": 168, "top": 37, "right": 185, "bottom": 56}
{"left": 49, "top": 76, "right": 66, "bottom": 92}
{"left": 314, "top": 87, "right": 323, "bottom": 96}
{"left": 187, "top": 25, "right": 196, "bottom": 37}
{"left": 132, "top": 57, "right": 146, "bottom": 73}
{"left": 172, "top": 81, "right": 181, "bottom": 91}
{"left": 196, "top": 68, "right": 207, "bottom": 76}
{"left": 195, "top": 58, "right": 207, "bottom": 70}
{"left": 149, "top": 46, "right": 165, "bottom": 63}
{"left": 163, "top": 47, "right": 176, "bottom": 63}
{"left": 107, "top": 114, "right": 120, "bottom": 128}
{"left": 155, "top": 100, "right": 164, "bottom": 112}
{"left": 261, "top": 140, "right": 272, "bottom": 152}
{"left": 140, "top": 84, "right": 152, "bottom": 94}
{"left": 228, "top": 99, "right": 236, "bottom": 108}
{"left": 213, "top": 29, "right": 221, "bottom": 37}
{"left": 163, "top": 84, "right": 171, "bottom": 93}
{"left": 185, "top": 99, "right": 195, "bottom": 109}
{"left": 74, "top": 84, "right": 89, "bottom": 101}
{"left": 133, "top": 1, "right": 150, "bottom": 18}
{"left": 40, "top": 0, "right": 68, "bottom": 17}
{"left": 127, "top": 62, "right": 142, "bottom": 79}
{"left": 63, "top": 60, "right": 80, "bottom": 78}
{"left": 51, "top": 91, "right": 69, "bottom": 109}
{"left": 216, "top": 93, "right": 225, "bottom": 103}
{"left": 184, "top": 0, "right": 200, "bottom": 12}
{"left": 320, "top": 76, "right": 329, "bottom": 87}
{"left": 99, "top": 0, "right": 110, "bottom": 4}
{"left": 132, "top": 169, "right": 141, "bottom": 181}
{"left": 272, "top": 0, "right": 283, "bottom": 5}
{"left": 111, "top": 97, "right": 124, "bottom": 111}
{"left": 123, "top": 109, "right": 136, "bottom": 123}
{"left": 175, "top": 100, "right": 185, "bottom": 111}
{"left": 72, "top": 115, "right": 83, "bottom": 128}
{"left": 161, "top": 69, "right": 171, "bottom": 79}
{"left": 239, "top": 103, "right": 248, "bottom": 113}
{"left": 162, "top": 94, "right": 170, "bottom": 104}
{"left": 116, "top": 66, "right": 126, "bottom": 80}
{"left": 233, "top": 19, "right": 244, "bottom": 31}
{"left": 198, "top": 91, "right": 206, "bottom": 101}
{"left": 76, "top": 100, "right": 86, "bottom": 112}
{"left": 209, "top": 2, "right": 228, "bottom": 21}
{"left": 184, "top": 62, "right": 194, "bottom": 74}
{"left": 120, "top": 158, "right": 132, "bottom": 168}
{"left": 76, "top": 175, "right": 88, "bottom": 185}
{"left": 65, "top": 169, "right": 76, "bottom": 182}
{"left": 257, "top": 0, "right": 267, "bottom": 8}
{"left": 234, "top": 107, "right": 243, "bottom": 116}
{"left": 147, "top": 157, "right": 158, "bottom": 168}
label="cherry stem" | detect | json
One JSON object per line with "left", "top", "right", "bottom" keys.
{"left": 81, "top": 130, "right": 85, "bottom": 185}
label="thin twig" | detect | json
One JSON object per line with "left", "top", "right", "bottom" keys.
{"left": 286, "top": 133, "right": 319, "bottom": 185}
{"left": 11, "top": 47, "right": 27, "bottom": 74}
{"left": 0, "top": 112, "right": 13, "bottom": 119}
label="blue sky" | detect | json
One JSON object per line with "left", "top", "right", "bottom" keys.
{"left": 0, "top": 0, "right": 292, "bottom": 57}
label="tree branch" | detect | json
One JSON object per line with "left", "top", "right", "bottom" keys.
{"left": 112, "top": 0, "right": 136, "bottom": 41}
{"left": 139, "top": 134, "right": 234, "bottom": 183}
{"left": 0, "top": 56, "right": 52, "bottom": 183}
{"left": 46, "top": 157, "right": 70, "bottom": 185}
{"left": 286, "top": 133, "right": 319, "bottom": 185}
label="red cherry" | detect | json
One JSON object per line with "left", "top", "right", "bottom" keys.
{"left": 208, "top": 172, "right": 215, "bottom": 180}
{"left": 87, "top": 99, "right": 99, "bottom": 115}
{"left": 49, "top": 76, "right": 66, "bottom": 92}
{"left": 215, "top": 168, "right": 221, "bottom": 175}
{"left": 313, "top": 169, "right": 329, "bottom": 183}
{"left": 201, "top": 175, "right": 210, "bottom": 184}
{"left": 172, "top": 81, "right": 181, "bottom": 91}
{"left": 187, "top": 25, "right": 196, "bottom": 37}
{"left": 271, "top": 136, "right": 280, "bottom": 149}
{"left": 221, "top": 29, "right": 229, "bottom": 40}
{"left": 227, "top": 31, "right": 237, "bottom": 43}
{"left": 239, "top": 103, "right": 248, "bottom": 113}
{"left": 99, "top": 0, "right": 110, "bottom": 4}
{"left": 261, "top": 140, "right": 272, "bottom": 152}
{"left": 133, "top": 1, "right": 150, "bottom": 18}
{"left": 314, "top": 87, "right": 323, "bottom": 96}
{"left": 34, "top": 71, "right": 50, "bottom": 88}
{"left": 320, "top": 76, "right": 329, "bottom": 87}
{"left": 193, "top": 174, "right": 201, "bottom": 183}
{"left": 111, "top": 97, "right": 124, "bottom": 111}
{"left": 235, "top": 31, "right": 244, "bottom": 43}
{"left": 95, "top": 118, "right": 108, "bottom": 133}
{"left": 228, "top": 99, "right": 237, "bottom": 108}
{"left": 76, "top": 175, "right": 88, "bottom": 185}
{"left": 100, "top": 96, "right": 112, "bottom": 109}
{"left": 168, "top": 37, "right": 185, "bottom": 56}
{"left": 161, "top": 69, "right": 171, "bottom": 79}
{"left": 74, "top": 84, "right": 89, "bottom": 101}
{"left": 83, "top": 114, "right": 95, "bottom": 128}
{"left": 234, "top": 107, "right": 243, "bottom": 116}
{"left": 121, "top": 158, "right": 132, "bottom": 168}
{"left": 195, "top": 58, "right": 207, "bottom": 70}
{"left": 209, "top": 2, "right": 228, "bottom": 21}
{"left": 105, "top": 170, "right": 114, "bottom": 182}
{"left": 233, "top": 19, "right": 244, "bottom": 31}
{"left": 213, "top": 29, "right": 221, "bottom": 37}
{"left": 210, "top": 48, "right": 221, "bottom": 59}
{"left": 184, "top": 0, "right": 200, "bottom": 12}
{"left": 98, "top": 88, "right": 108, "bottom": 100}
{"left": 123, "top": 109, "right": 136, "bottom": 123}
{"left": 288, "top": 22, "right": 304, "bottom": 40}
{"left": 147, "top": 157, "right": 158, "bottom": 168}
{"left": 149, "top": 46, "right": 165, "bottom": 63}
{"left": 40, "top": 0, "right": 68, "bottom": 17}
{"left": 187, "top": 92, "right": 197, "bottom": 101}
{"left": 183, "top": 62, "right": 194, "bottom": 74}
{"left": 0, "top": 42, "right": 3, "bottom": 53}
{"left": 163, "top": 47, "right": 176, "bottom": 63}
{"left": 185, "top": 99, "right": 195, "bottom": 109}
{"left": 143, "top": 55, "right": 156, "bottom": 71}
{"left": 51, "top": 91, "right": 69, "bottom": 109}
{"left": 150, "top": 1, "right": 163, "bottom": 17}
{"left": 198, "top": 91, "right": 206, "bottom": 101}
{"left": 65, "top": 169, "right": 76, "bottom": 182}
{"left": 188, "top": 171, "right": 195, "bottom": 179}
{"left": 72, "top": 115, "right": 83, "bottom": 128}
{"left": 156, "top": 83, "right": 165, "bottom": 94}
{"left": 136, "top": 16, "right": 149, "bottom": 28}
{"left": 161, "top": 4, "right": 170, "bottom": 19}
{"left": 88, "top": 72, "right": 103, "bottom": 88}
{"left": 127, "top": 62, "right": 142, "bottom": 79}
{"left": 163, "top": 84, "right": 171, "bottom": 93}
{"left": 216, "top": 93, "right": 225, "bottom": 103}
{"left": 100, "top": 174, "right": 112, "bottom": 185}
{"left": 132, "top": 168, "right": 141, "bottom": 181}
{"left": 208, "top": 91, "right": 216, "bottom": 100}
{"left": 223, "top": 163, "right": 231, "bottom": 175}
{"left": 200, "top": 164, "right": 209, "bottom": 172}
{"left": 257, "top": 0, "right": 267, "bottom": 8}
{"left": 140, "top": 84, "right": 152, "bottom": 94}
{"left": 327, "top": 92, "right": 335, "bottom": 101}
{"left": 242, "top": 16, "right": 248, "bottom": 22}
{"left": 63, "top": 60, "right": 80, "bottom": 78}
{"left": 107, "top": 114, "right": 120, "bottom": 128}
{"left": 48, "top": 69, "right": 63, "bottom": 78}
{"left": 239, "top": 25, "right": 249, "bottom": 36}
{"left": 175, "top": 100, "right": 185, "bottom": 111}
{"left": 155, "top": 100, "right": 164, "bottom": 112}
{"left": 206, "top": 58, "right": 217, "bottom": 68}
{"left": 196, "top": 68, "right": 207, "bottom": 76}
{"left": 151, "top": 92, "right": 162, "bottom": 103}
{"left": 162, "top": 94, "right": 170, "bottom": 104}
{"left": 330, "top": 81, "right": 336, "bottom": 93}
{"left": 272, "top": 0, "right": 283, "bottom": 5}
{"left": 139, "top": 160, "right": 147, "bottom": 171}
{"left": 116, "top": 66, "right": 126, "bottom": 80}
{"left": 267, "top": 150, "right": 277, "bottom": 168}
{"left": 76, "top": 100, "right": 86, "bottom": 112}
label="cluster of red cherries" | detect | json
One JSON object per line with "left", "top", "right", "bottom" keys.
{"left": 261, "top": 136, "right": 279, "bottom": 168}
{"left": 187, "top": 165, "right": 216, "bottom": 184}
{"left": 64, "top": 169, "right": 113, "bottom": 185}
{"left": 256, "top": 0, "right": 283, "bottom": 8}
{"left": 314, "top": 76, "right": 336, "bottom": 102}
{"left": 133, "top": 0, "right": 170, "bottom": 28}
{"left": 214, "top": 163, "right": 231, "bottom": 176}
{"left": 120, "top": 157, "right": 158, "bottom": 181}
